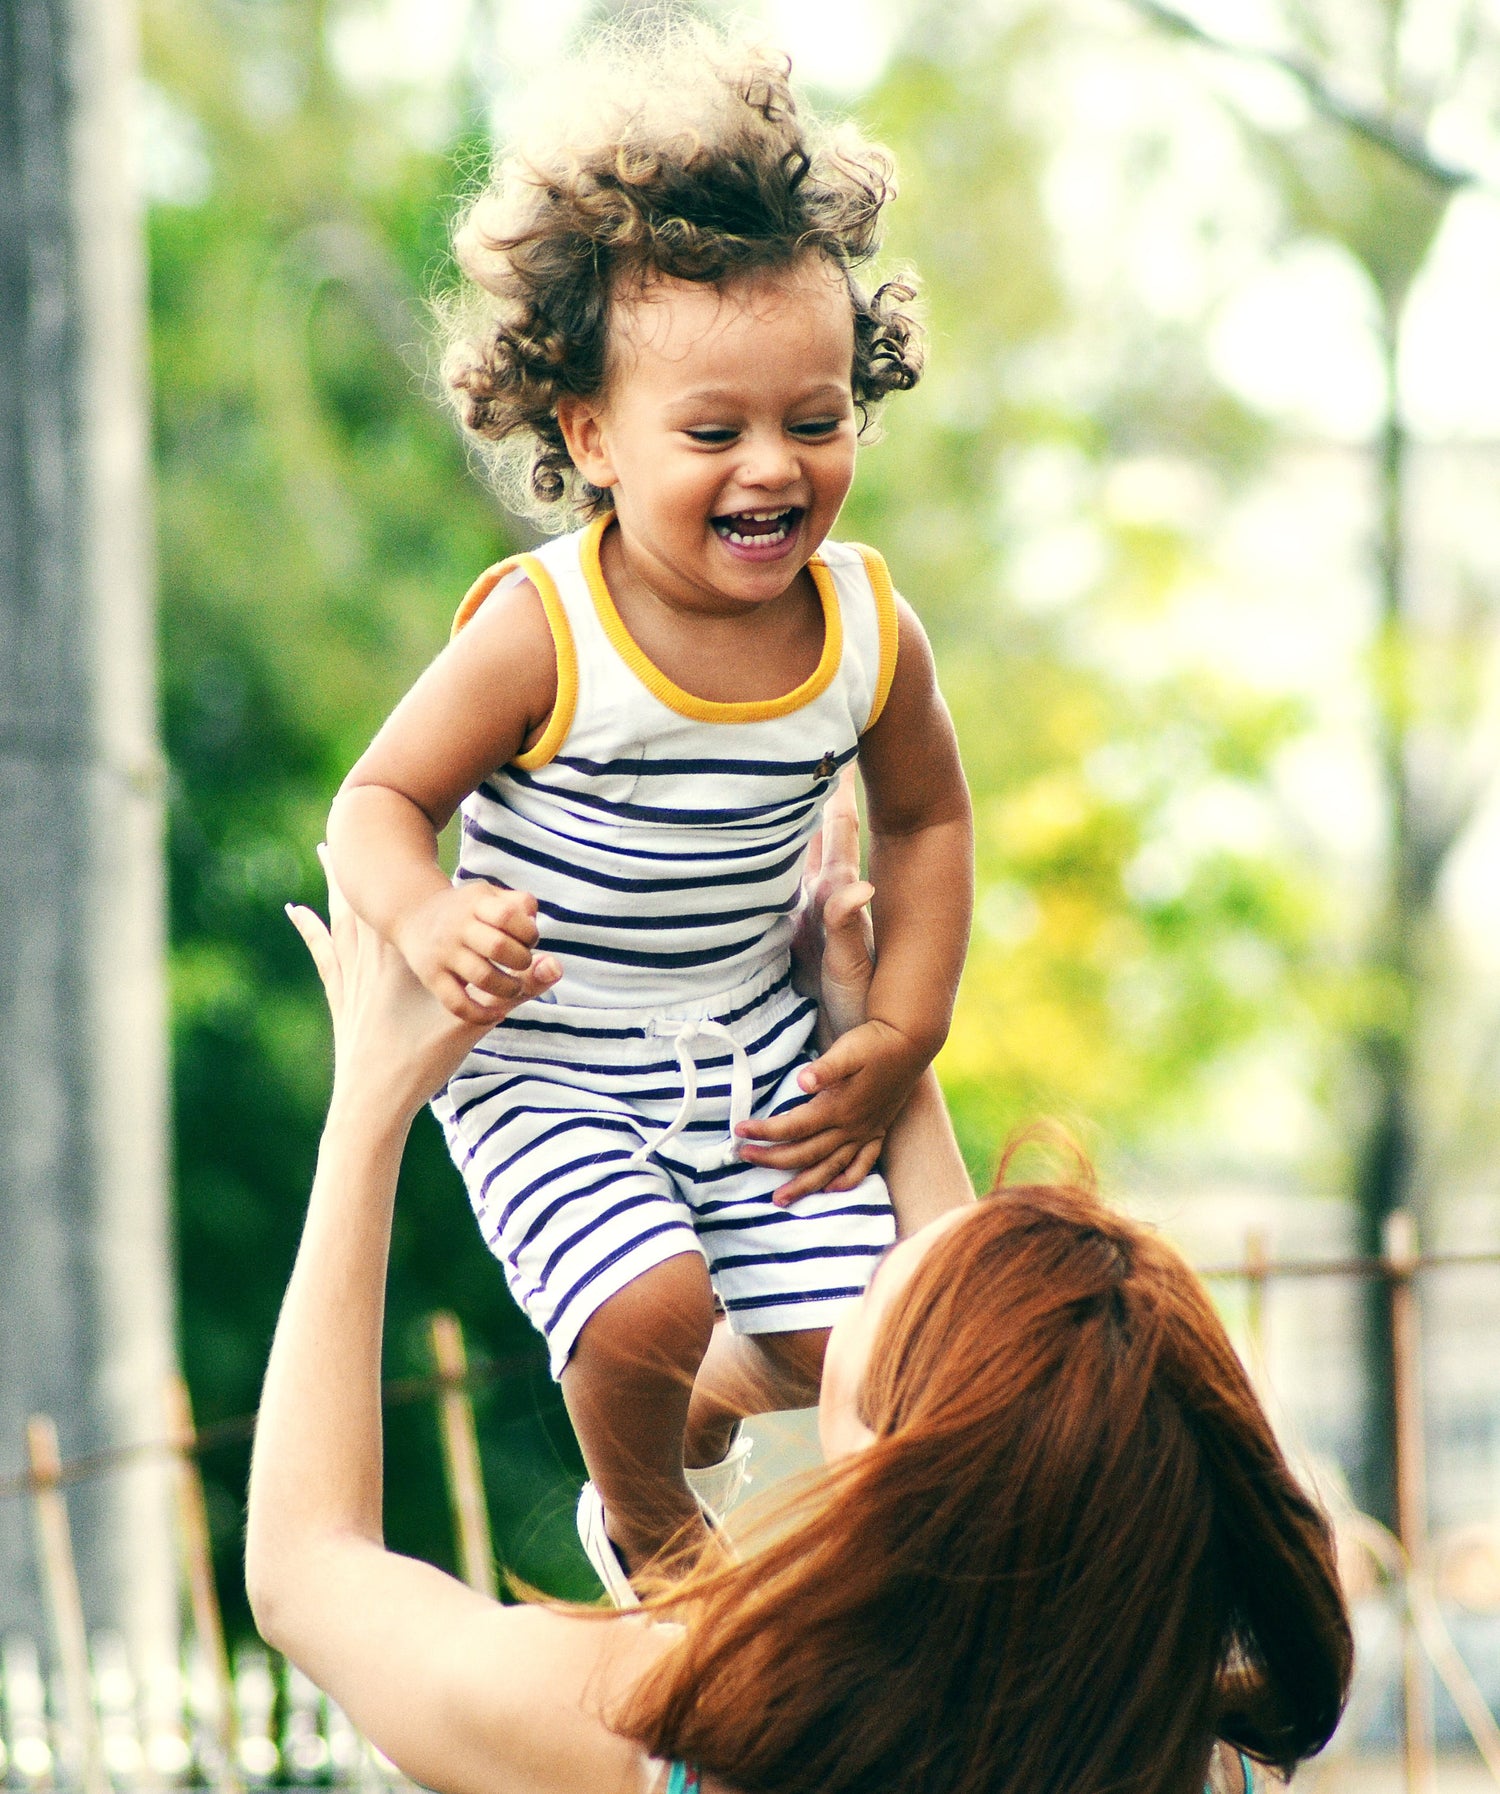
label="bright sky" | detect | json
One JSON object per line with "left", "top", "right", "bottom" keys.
{"left": 321, "top": 0, "right": 1500, "bottom": 437}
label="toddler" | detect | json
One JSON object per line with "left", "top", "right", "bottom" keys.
{"left": 327, "top": 28, "right": 972, "bottom": 1600}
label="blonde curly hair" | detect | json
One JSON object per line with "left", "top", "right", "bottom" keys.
{"left": 439, "top": 23, "right": 924, "bottom": 519}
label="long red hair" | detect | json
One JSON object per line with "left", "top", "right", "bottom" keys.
{"left": 620, "top": 1169, "right": 1352, "bottom": 1794}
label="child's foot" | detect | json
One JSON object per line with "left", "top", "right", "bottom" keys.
{"left": 576, "top": 1482, "right": 640, "bottom": 1609}
{"left": 683, "top": 1431, "right": 754, "bottom": 1524}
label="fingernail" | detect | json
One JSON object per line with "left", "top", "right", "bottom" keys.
{"left": 798, "top": 1071, "right": 817, "bottom": 1092}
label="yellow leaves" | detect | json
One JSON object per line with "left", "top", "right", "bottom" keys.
{"left": 993, "top": 770, "right": 1094, "bottom": 861}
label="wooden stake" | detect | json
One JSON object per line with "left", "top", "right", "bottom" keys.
{"left": 26, "top": 1415, "right": 107, "bottom": 1794}
{"left": 163, "top": 1375, "right": 243, "bottom": 1794}
{"left": 1384, "top": 1211, "right": 1435, "bottom": 1794}
{"left": 427, "top": 1314, "right": 497, "bottom": 1598}
{"left": 1243, "top": 1227, "right": 1269, "bottom": 1372}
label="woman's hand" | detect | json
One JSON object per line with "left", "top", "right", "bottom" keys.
{"left": 287, "top": 847, "right": 561, "bottom": 1124}
{"left": 791, "top": 769, "right": 876, "bottom": 1048}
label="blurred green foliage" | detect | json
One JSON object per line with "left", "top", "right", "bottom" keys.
{"left": 148, "top": 0, "right": 1328, "bottom": 1630}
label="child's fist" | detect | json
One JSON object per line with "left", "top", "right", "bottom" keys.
{"left": 395, "top": 881, "right": 557, "bottom": 1023}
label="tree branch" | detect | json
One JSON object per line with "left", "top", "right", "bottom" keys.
{"left": 1117, "top": 0, "right": 1486, "bottom": 193}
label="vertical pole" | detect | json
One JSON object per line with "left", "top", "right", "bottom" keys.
{"left": 427, "top": 1315, "right": 497, "bottom": 1599}
{"left": 0, "top": 0, "right": 177, "bottom": 1659}
{"left": 163, "top": 1376, "right": 243, "bottom": 1794}
{"left": 1384, "top": 1211, "right": 1435, "bottom": 1794}
{"left": 25, "top": 1416, "right": 108, "bottom": 1794}
{"left": 1243, "top": 1227, "right": 1269, "bottom": 1373}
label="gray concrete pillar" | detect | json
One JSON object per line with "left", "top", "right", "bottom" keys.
{"left": 0, "top": 0, "right": 177, "bottom": 1664}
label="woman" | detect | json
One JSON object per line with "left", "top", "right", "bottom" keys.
{"left": 247, "top": 825, "right": 1352, "bottom": 1794}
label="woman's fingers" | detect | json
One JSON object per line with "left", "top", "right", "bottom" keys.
{"left": 803, "top": 819, "right": 824, "bottom": 883}
{"left": 822, "top": 878, "right": 874, "bottom": 935}
{"left": 285, "top": 903, "right": 342, "bottom": 1010}
{"left": 822, "top": 767, "right": 860, "bottom": 879}
{"left": 315, "top": 843, "right": 356, "bottom": 941}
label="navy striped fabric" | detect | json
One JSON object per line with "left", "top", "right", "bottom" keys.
{"left": 455, "top": 521, "right": 890, "bottom": 1010}
{"left": 434, "top": 969, "right": 896, "bottom": 1377}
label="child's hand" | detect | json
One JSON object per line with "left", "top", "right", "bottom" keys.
{"left": 287, "top": 850, "right": 561, "bottom": 1121}
{"left": 395, "top": 881, "right": 555, "bottom": 1025}
{"left": 735, "top": 1018, "right": 927, "bottom": 1206}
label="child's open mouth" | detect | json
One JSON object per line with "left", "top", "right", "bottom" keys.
{"left": 711, "top": 507, "right": 803, "bottom": 552}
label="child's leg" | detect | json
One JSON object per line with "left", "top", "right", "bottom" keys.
{"left": 684, "top": 1322, "right": 830, "bottom": 1469}
{"left": 560, "top": 1250, "right": 718, "bottom": 1575}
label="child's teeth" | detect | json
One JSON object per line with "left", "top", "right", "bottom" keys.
{"left": 718, "top": 508, "right": 794, "bottom": 546}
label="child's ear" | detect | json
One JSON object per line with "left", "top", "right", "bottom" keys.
{"left": 556, "top": 396, "right": 617, "bottom": 491}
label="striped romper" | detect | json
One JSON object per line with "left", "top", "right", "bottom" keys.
{"left": 431, "top": 514, "right": 900, "bottom": 1378}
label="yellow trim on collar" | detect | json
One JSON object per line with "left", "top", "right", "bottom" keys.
{"left": 850, "top": 543, "right": 899, "bottom": 732}
{"left": 580, "top": 514, "right": 842, "bottom": 724}
{"left": 449, "top": 553, "right": 578, "bottom": 771}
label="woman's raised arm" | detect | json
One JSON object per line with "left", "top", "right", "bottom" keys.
{"left": 245, "top": 864, "right": 658, "bottom": 1794}
{"left": 792, "top": 773, "right": 974, "bottom": 1233}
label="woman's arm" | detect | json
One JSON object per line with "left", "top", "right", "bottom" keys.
{"left": 246, "top": 875, "right": 656, "bottom": 1794}
{"left": 878, "top": 1066, "right": 974, "bottom": 1234}
{"left": 789, "top": 773, "right": 974, "bottom": 1234}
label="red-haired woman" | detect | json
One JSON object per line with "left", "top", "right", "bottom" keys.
{"left": 248, "top": 829, "right": 1352, "bottom": 1794}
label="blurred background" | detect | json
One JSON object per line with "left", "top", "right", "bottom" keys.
{"left": 6, "top": 0, "right": 1500, "bottom": 1780}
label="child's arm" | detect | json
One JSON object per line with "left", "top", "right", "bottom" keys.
{"left": 327, "top": 576, "right": 561, "bottom": 1023}
{"left": 738, "top": 601, "right": 972, "bottom": 1202}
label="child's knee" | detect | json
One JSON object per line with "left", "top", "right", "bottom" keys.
{"left": 571, "top": 1251, "right": 716, "bottom": 1385}
{"left": 757, "top": 1325, "right": 830, "bottom": 1389}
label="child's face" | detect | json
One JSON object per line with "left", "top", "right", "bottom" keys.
{"left": 559, "top": 254, "right": 859, "bottom": 614}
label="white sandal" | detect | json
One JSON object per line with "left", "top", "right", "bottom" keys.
{"left": 576, "top": 1481, "right": 640, "bottom": 1609}
{"left": 578, "top": 1435, "right": 754, "bottom": 1609}
{"left": 684, "top": 1431, "right": 754, "bottom": 1524}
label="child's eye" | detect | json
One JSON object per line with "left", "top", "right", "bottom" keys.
{"left": 684, "top": 428, "right": 738, "bottom": 446}
{"left": 790, "top": 418, "right": 843, "bottom": 439}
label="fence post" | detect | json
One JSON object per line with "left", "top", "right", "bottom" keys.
{"left": 1243, "top": 1227, "right": 1269, "bottom": 1371}
{"left": 163, "top": 1375, "right": 243, "bottom": 1794}
{"left": 427, "top": 1314, "right": 497, "bottom": 1599}
{"left": 25, "top": 1415, "right": 108, "bottom": 1794}
{"left": 1384, "top": 1211, "right": 1436, "bottom": 1794}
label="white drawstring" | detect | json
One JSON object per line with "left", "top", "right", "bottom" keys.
{"left": 628, "top": 1018, "right": 754, "bottom": 1169}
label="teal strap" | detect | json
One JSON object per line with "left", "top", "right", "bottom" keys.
{"left": 666, "top": 1765, "right": 700, "bottom": 1794}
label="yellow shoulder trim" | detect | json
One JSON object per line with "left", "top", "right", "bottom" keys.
{"left": 580, "top": 514, "right": 842, "bottom": 723}
{"left": 448, "top": 553, "right": 578, "bottom": 771}
{"left": 851, "top": 544, "right": 899, "bottom": 731}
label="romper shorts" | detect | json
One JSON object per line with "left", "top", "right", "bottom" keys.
{"left": 432, "top": 960, "right": 897, "bottom": 1378}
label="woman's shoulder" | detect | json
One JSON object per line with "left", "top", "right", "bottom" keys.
{"left": 1206, "top": 1744, "right": 1255, "bottom": 1794}
{"left": 655, "top": 1765, "right": 741, "bottom": 1794}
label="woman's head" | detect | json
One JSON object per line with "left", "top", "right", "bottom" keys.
{"left": 440, "top": 25, "right": 922, "bottom": 518}
{"left": 626, "top": 1163, "right": 1352, "bottom": 1794}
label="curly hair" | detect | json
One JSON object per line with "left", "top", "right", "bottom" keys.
{"left": 438, "top": 23, "right": 924, "bottom": 518}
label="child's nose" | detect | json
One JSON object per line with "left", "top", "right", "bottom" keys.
{"left": 739, "top": 429, "right": 800, "bottom": 490}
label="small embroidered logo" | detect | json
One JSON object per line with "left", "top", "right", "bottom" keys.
{"left": 813, "top": 750, "right": 837, "bottom": 780}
